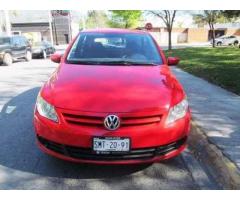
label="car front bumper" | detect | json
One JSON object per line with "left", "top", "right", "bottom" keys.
{"left": 32, "top": 52, "right": 43, "bottom": 57}
{"left": 34, "top": 108, "right": 191, "bottom": 164}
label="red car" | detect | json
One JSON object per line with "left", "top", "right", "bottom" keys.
{"left": 34, "top": 29, "right": 191, "bottom": 164}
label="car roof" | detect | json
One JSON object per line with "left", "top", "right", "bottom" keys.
{"left": 0, "top": 36, "right": 10, "bottom": 38}
{"left": 222, "top": 35, "right": 236, "bottom": 37}
{"left": 81, "top": 28, "right": 148, "bottom": 35}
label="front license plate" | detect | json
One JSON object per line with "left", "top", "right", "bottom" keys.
{"left": 93, "top": 137, "right": 130, "bottom": 152}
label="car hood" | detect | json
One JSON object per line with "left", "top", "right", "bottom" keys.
{"left": 42, "top": 64, "right": 184, "bottom": 113}
{"left": 0, "top": 44, "right": 10, "bottom": 52}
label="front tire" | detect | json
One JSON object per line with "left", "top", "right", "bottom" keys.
{"left": 3, "top": 53, "right": 13, "bottom": 66}
{"left": 25, "top": 51, "right": 32, "bottom": 62}
{"left": 217, "top": 42, "right": 222, "bottom": 46}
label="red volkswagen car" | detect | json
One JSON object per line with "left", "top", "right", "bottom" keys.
{"left": 34, "top": 29, "right": 191, "bottom": 164}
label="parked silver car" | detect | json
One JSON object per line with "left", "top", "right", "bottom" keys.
{"left": 213, "top": 35, "right": 239, "bottom": 46}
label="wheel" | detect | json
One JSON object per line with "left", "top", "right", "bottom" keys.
{"left": 217, "top": 42, "right": 222, "bottom": 46}
{"left": 234, "top": 41, "right": 239, "bottom": 46}
{"left": 42, "top": 50, "right": 47, "bottom": 59}
{"left": 25, "top": 51, "right": 32, "bottom": 61}
{"left": 3, "top": 53, "right": 13, "bottom": 66}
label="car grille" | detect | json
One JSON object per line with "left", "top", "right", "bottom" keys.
{"left": 37, "top": 135, "right": 187, "bottom": 161}
{"left": 62, "top": 113, "right": 161, "bottom": 127}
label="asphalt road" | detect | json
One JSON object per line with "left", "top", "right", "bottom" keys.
{"left": 0, "top": 59, "right": 219, "bottom": 189}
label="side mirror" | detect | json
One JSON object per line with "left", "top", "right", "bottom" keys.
{"left": 50, "top": 53, "right": 62, "bottom": 63}
{"left": 167, "top": 57, "right": 180, "bottom": 66}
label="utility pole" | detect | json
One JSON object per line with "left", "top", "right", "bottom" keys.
{"left": 68, "top": 11, "right": 72, "bottom": 42}
{"left": 48, "top": 11, "right": 54, "bottom": 45}
{"left": 52, "top": 12, "right": 58, "bottom": 45}
{"left": 4, "top": 10, "right": 11, "bottom": 36}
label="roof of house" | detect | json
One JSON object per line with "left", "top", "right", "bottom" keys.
{"left": 9, "top": 10, "right": 50, "bottom": 24}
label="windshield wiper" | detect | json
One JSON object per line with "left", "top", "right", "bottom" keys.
{"left": 99, "top": 60, "right": 159, "bottom": 66}
{"left": 67, "top": 59, "right": 159, "bottom": 66}
{"left": 67, "top": 60, "right": 102, "bottom": 65}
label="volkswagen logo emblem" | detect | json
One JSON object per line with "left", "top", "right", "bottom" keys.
{"left": 104, "top": 115, "right": 120, "bottom": 130}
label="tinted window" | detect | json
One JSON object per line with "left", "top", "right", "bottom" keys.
{"left": 33, "top": 41, "right": 51, "bottom": 47}
{"left": 0, "top": 37, "right": 10, "bottom": 45}
{"left": 67, "top": 32, "right": 163, "bottom": 65}
{"left": 12, "top": 36, "right": 21, "bottom": 46}
{"left": 43, "top": 41, "right": 51, "bottom": 46}
{"left": 19, "top": 36, "right": 28, "bottom": 46}
{"left": 33, "top": 42, "right": 43, "bottom": 46}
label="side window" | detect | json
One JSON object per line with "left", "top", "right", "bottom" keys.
{"left": 44, "top": 41, "right": 50, "bottom": 47}
{"left": 19, "top": 37, "right": 26, "bottom": 46}
{"left": 12, "top": 37, "right": 20, "bottom": 46}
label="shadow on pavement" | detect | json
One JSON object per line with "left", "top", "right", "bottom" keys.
{"left": 0, "top": 87, "right": 156, "bottom": 179}
{"left": 0, "top": 87, "right": 200, "bottom": 189}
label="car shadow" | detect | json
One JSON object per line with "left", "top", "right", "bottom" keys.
{"left": 0, "top": 87, "right": 202, "bottom": 190}
{"left": 0, "top": 87, "right": 159, "bottom": 179}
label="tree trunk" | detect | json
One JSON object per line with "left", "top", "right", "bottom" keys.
{"left": 168, "top": 29, "right": 172, "bottom": 50}
{"left": 212, "top": 24, "right": 216, "bottom": 48}
{"left": 209, "top": 23, "right": 215, "bottom": 48}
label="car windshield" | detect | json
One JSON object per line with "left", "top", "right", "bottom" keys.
{"left": 67, "top": 32, "right": 163, "bottom": 65}
{"left": 0, "top": 37, "right": 10, "bottom": 45}
{"left": 33, "top": 42, "right": 45, "bottom": 46}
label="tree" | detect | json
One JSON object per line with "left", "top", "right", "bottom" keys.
{"left": 221, "top": 10, "right": 240, "bottom": 19}
{"left": 84, "top": 11, "right": 109, "bottom": 29}
{"left": 148, "top": 10, "right": 177, "bottom": 50}
{"left": 108, "top": 10, "right": 142, "bottom": 29}
{"left": 193, "top": 11, "right": 226, "bottom": 48}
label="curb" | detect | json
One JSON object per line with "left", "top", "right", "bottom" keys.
{"left": 188, "top": 120, "right": 240, "bottom": 189}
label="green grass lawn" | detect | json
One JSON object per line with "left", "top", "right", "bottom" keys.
{"left": 165, "top": 47, "right": 240, "bottom": 95}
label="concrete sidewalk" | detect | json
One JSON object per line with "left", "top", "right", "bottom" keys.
{"left": 172, "top": 67, "right": 240, "bottom": 170}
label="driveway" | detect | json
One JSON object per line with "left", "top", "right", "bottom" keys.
{"left": 0, "top": 59, "right": 218, "bottom": 189}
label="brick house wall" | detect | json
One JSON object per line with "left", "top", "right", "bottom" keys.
{"left": 225, "top": 28, "right": 240, "bottom": 36}
{"left": 187, "top": 28, "right": 209, "bottom": 43}
{"left": 138, "top": 26, "right": 240, "bottom": 44}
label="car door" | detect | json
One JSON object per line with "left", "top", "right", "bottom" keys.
{"left": 229, "top": 36, "right": 236, "bottom": 44}
{"left": 18, "top": 36, "right": 27, "bottom": 57}
{"left": 226, "top": 36, "right": 233, "bottom": 45}
{"left": 11, "top": 36, "right": 21, "bottom": 58}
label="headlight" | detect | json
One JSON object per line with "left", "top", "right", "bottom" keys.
{"left": 166, "top": 98, "right": 188, "bottom": 125}
{"left": 36, "top": 95, "right": 58, "bottom": 122}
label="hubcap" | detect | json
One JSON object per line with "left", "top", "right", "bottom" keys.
{"left": 5, "top": 54, "right": 12, "bottom": 64}
{"left": 27, "top": 51, "right": 32, "bottom": 60}
{"left": 43, "top": 51, "right": 46, "bottom": 58}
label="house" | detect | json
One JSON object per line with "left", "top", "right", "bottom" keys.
{"left": 1, "top": 10, "right": 80, "bottom": 45}
{"left": 138, "top": 23, "right": 240, "bottom": 44}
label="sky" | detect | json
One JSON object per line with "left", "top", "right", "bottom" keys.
{"left": 2, "top": 10, "right": 199, "bottom": 29}
{"left": 72, "top": 10, "right": 199, "bottom": 28}
{"left": 142, "top": 11, "right": 197, "bottom": 28}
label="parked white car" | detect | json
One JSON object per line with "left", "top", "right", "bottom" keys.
{"left": 213, "top": 35, "right": 239, "bottom": 46}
